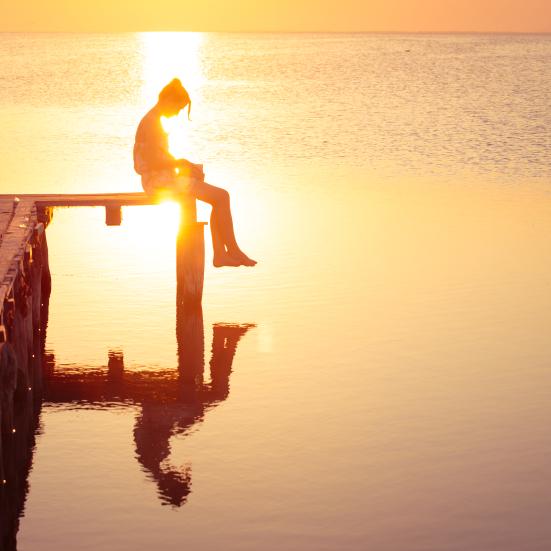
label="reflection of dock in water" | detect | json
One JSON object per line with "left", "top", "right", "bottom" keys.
{"left": 44, "top": 319, "right": 254, "bottom": 507}
{"left": 44, "top": 323, "right": 254, "bottom": 409}
{"left": 0, "top": 193, "right": 204, "bottom": 513}
{"left": 41, "top": 218, "right": 255, "bottom": 505}
{"left": 0, "top": 201, "right": 255, "bottom": 547}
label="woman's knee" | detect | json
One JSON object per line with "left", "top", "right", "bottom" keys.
{"left": 194, "top": 182, "right": 230, "bottom": 206}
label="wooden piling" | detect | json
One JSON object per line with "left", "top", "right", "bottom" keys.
{"left": 105, "top": 205, "right": 122, "bottom": 226}
{"left": 177, "top": 197, "right": 207, "bottom": 307}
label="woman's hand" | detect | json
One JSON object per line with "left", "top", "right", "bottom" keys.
{"left": 176, "top": 159, "right": 204, "bottom": 180}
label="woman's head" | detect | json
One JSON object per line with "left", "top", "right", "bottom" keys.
{"left": 158, "top": 78, "right": 191, "bottom": 118}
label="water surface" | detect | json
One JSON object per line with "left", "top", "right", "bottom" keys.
{"left": 1, "top": 33, "right": 551, "bottom": 551}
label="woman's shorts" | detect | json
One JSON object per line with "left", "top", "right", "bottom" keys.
{"left": 142, "top": 170, "right": 200, "bottom": 197}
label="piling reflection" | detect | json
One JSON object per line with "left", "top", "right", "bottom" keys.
{"left": 134, "top": 314, "right": 254, "bottom": 507}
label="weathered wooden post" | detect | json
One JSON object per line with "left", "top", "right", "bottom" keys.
{"left": 176, "top": 196, "right": 206, "bottom": 307}
{"left": 175, "top": 196, "right": 206, "bottom": 386}
{"left": 105, "top": 205, "right": 122, "bottom": 226}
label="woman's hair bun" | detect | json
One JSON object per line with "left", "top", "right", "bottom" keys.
{"left": 159, "top": 78, "right": 192, "bottom": 119}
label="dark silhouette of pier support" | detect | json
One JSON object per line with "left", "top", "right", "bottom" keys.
{"left": 177, "top": 196, "right": 207, "bottom": 309}
{"left": 0, "top": 197, "right": 50, "bottom": 551}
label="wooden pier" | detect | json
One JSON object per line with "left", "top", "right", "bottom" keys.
{"left": 0, "top": 192, "right": 206, "bottom": 499}
{"left": 0, "top": 191, "right": 207, "bottom": 306}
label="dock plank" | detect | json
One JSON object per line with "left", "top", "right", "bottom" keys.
{"left": 0, "top": 200, "right": 36, "bottom": 306}
{"left": 0, "top": 199, "right": 17, "bottom": 245}
{"left": 0, "top": 193, "right": 157, "bottom": 208}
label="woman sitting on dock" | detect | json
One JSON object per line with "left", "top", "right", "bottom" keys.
{"left": 133, "top": 79, "right": 256, "bottom": 268}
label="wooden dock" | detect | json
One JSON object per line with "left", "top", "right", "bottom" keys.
{"left": 0, "top": 192, "right": 206, "bottom": 489}
{"left": 0, "top": 195, "right": 50, "bottom": 489}
{"left": 0, "top": 191, "right": 206, "bottom": 306}
{"left": 0, "top": 191, "right": 187, "bottom": 225}
{"left": 0, "top": 192, "right": 156, "bottom": 207}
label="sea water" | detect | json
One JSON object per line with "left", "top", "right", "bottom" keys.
{"left": 1, "top": 33, "right": 551, "bottom": 550}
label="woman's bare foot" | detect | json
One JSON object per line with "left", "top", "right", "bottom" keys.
{"left": 239, "top": 255, "right": 257, "bottom": 267}
{"left": 229, "top": 250, "right": 257, "bottom": 267}
{"left": 213, "top": 253, "right": 242, "bottom": 268}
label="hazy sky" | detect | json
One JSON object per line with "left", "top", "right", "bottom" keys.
{"left": 3, "top": 0, "right": 551, "bottom": 32}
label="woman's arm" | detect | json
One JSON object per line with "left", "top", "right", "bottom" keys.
{"left": 134, "top": 111, "right": 183, "bottom": 174}
{"left": 134, "top": 112, "right": 204, "bottom": 179}
{"left": 175, "top": 159, "right": 204, "bottom": 180}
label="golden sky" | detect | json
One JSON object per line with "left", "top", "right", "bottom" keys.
{"left": 3, "top": 0, "right": 551, "bottom": 32}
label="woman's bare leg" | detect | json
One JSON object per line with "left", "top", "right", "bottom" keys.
{"left": 208, "top": 209, "right": 227, "bottom": 260}
{"left": 192, "top": 180, "right": 256, "bottom": 267}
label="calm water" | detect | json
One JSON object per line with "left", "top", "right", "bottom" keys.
{"left": 1, "top": 33, "right": 551, "bottom": 550}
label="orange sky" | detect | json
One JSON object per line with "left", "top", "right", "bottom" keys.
{"left": 2, "top": 0, "right": 551, "bottom": 32}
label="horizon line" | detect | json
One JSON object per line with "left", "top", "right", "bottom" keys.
{"left": 1, "top": 30, "right": 551, "bottom": 34}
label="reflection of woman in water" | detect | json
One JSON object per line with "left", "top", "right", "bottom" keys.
{"left": 133, "top": 323, "right": 254, "bottom": 507}
{"left": 133, "top": 78, "right": 256, "bottom": 268}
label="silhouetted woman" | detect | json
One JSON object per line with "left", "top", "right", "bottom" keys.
{"left": 134, "top": 79, "right": 256, "bottom": 267}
